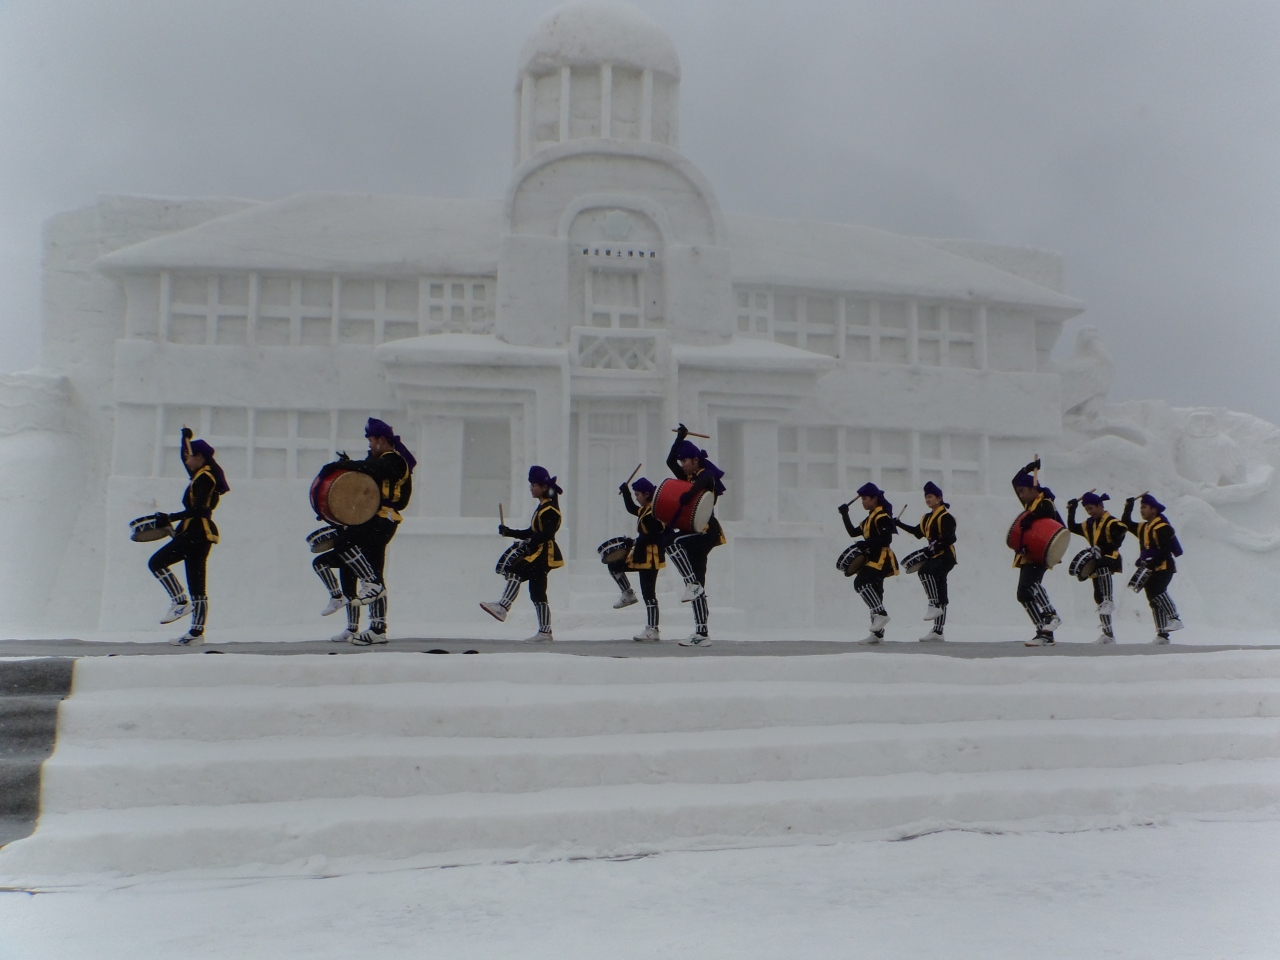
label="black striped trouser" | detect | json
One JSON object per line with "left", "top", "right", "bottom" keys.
{"left": 1016, "top": 563, "right": 1058, "bottom": 627}
{"left": 1143, "top": 569, "right": 1179, "bottom": 632}
{"left": 853, "top": 568, "right": 887, "bottom": 616}
{"left": 667, "top": 532, "right": 712, "bottom": 631}
{"left": 608, "top": 562, "right": 660, "bottom": 627}
{"left": 313, "top": 517, "right": 398, "bottom": 598}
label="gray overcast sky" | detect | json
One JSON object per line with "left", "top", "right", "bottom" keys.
{"left": 1, "top": 0, "right": 1277, "bottom": 421}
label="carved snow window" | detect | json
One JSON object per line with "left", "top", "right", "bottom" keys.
{"left": 771, "top": 293, "right": 839, "bottom": 357}
{"left": 736, "top": 289, "right": 772, "bottom": 337}
{"left": 425, "top": 279, "right": 492, "bottom": 334}
{"left": 587, "top": 269, "right": 642, "bottom": 329}
{"left": 166, "top": 275, "right": 250, "bottom": 346}
{"left": 918, "top": 304, "right": 978, "bottom": 369}
{"left": 462, "top": 419, "right": 511, "bottom": 518}
{"left": 779, "top": 426, "right": 838, "bottom": 489}
{"left": 843, "top": 299, "right": 909, "bottom": 364}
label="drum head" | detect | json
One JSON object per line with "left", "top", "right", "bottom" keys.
{"left": 129, "top": 515, "right": 171, "bottom": 542}
{"left": 1069, "top": 549, "right": 1096, "bottom": 581}
{"left": 326, "top": 471, "right": 380, "bottom": 526}
{"left": 1043, "top": 528, "right": 1072, "bottom": 568}
{"left": 597, "top": 537, "right": 632, "bottom": 563}
{"left": 690, "top": 490, "right": 715, "bottom": 533}
{"left": 902, "top": 548, "right": 930, "bottom": 574}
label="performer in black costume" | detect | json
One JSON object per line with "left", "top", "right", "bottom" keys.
{"left": 839, "top": 482, "right": 899, "bottom": 644}
{"left": 149, "top": 427, "right": 229, "bottom": 646}
{"left": 1066, "top": 491, "right": 1126, "bottom": 644}
{"left": 312, "top": 417, "right": 415, "bottom": 645}
{"left": 1011, "top": 460, "right": 1064, "bottom": 647}
{"left": 607, "top": 476, "right": 666, "bottom": 642}
{"left": 1121, "top": 492, "right": 1185, "bottom": 644}
{"left": 665, "top": 425, "right": 727, "bottom": 647}
{"left": 481, "top": 466, "right": 564, "bottom": 642}
{"left": 895, "top": 480, "right": 956, "bottom": 642}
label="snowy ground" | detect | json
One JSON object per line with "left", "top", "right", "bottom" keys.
{"left": 2, "top": 820, "right": 1277, "bottom": 960}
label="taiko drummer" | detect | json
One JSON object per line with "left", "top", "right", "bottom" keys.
{"left": 1121, "top": 492, "right": 1185, "bottom": 644}
{"left": 312, "top": 418, "right": 415, "bottom": 645}
{"left": 664, "top": 424, "right": 727, "bottom": 647}
{"left": 838, "top": 482, "right": 899, "bottom": 644}
{"left": 1066, "top": 491, "right": 1126, "bottom": 643}
{"left": 1011, "top": 460, "right": 1064, "bottom": 646}
{"left": 895, "top": 481, "right": 956, "bottom": 642}
{"left": 147, "top": 427, "right": 230, "bottom": 646}
{"left": 606, "top": 476, "right": 666, "bottom": 642}
{"left": 481, "top": 466, "right": 565, "bottom": 642}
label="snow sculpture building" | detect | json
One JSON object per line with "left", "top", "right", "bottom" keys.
{"left": 4, "top": 0, "right": 1277, "bottom": 636}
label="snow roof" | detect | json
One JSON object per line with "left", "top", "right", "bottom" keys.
{"left": 518, "top": 1, "right": 680, "bottom": 78}
{"left": 726, "top": 214, "right": 1083, "bottom": 315}
{"left": 97, "top": 194, "right": 503, "bottom": 277}
{"left": 98, "top": 192, "right": 1082, "bottom": 315}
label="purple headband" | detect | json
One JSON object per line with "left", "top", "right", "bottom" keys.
{"left": 1140, "top": 492, "right": 1166, "bottom": 513}
{"left": 631, "top": 477, "right": 656, "bottom": 496}
{"left": 1081, "top": 491, "right": 1109, "bottom": 506}
{"left": 528, "top": 465, "right": 563, "bottom": 495}
{"left": 922, "top": 481, "right": 943, "bottom": 499}
{"left": 364, "top": 417, "right": 417, "bottom": 472}
{"left": 182, "top": 434, "right": 230, "bottom": 494}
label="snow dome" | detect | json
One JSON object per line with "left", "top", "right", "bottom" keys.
{"left": 515, "top": 1, "right": 681, "bottom": 162}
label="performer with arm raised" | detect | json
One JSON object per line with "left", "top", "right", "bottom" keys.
{"left": 312, "top": 417, "right": 414, "bottom": 645}
{"left": 665, "top": 424, "right": 727, "bottom": 647}
{"left": 1121, "top": 492, "right": 1185, "bottom": 643}
{"left": 607, "top": 477, "right": 666, "bottom": 642}
{"left": 1066, "top": 491, "right": 1126, "bottom": 644}
{"left": 838, "top": 482, "right": 899, "bottom": 644}
{"left": 148, "top": 427, "right": 229, "bottom": 646}
{"left": 1011, "top": 460, "right": 1065, "bottom": 646}
{"left": 894, "top": 481, "right": 956, "bottom": 642}
{"left": 480, "top": 466, "right": 564, "bottom": 642}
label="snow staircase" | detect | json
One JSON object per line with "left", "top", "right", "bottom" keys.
{"left": 3, "top": 650, "right": 1280, "bottom": 878}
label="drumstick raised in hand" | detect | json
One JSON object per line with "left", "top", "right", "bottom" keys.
{"left": 625, "top": 463, "right": 642, "bottom": 485}
{"left": 1032, "top": 453, "right": 1040, "bottom": 486}
{"left": 672, "top": 428, "right": 711, "bottom": 439}
{"left": 498, "top": 503, "right": 504, "bottom": 527}
{"left": 897, "top": 502, "right": 909, "bottom": 517}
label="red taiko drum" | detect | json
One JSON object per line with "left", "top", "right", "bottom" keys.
{"left": 1007, "top": 512, "right": 1071, "bottom": 567}
{"left": 310, "top": 464, "right": 380, "bottom": 527}
{"left": 653, "top": 478, "right": 715, "bottom": 533}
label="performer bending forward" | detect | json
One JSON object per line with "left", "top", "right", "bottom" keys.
{"left": 149, "top": 427, "right": 229, "bottom": 646}
{"left": 482, "top": 466, "right": 564, "bottom": 642}
{"left": 1121, "top": 492, "right": 1185, "bottom": 644}
{"left": 665, "top": 425, "right": 727, "bottom": 647}
{"left": 895, "top": 481, "right": 956, "bottom": 642}
{"left": 1066, "top": 491, "right": 1126, "bottom": 644}
{"left": 313, "top": 418, "right": 415, "bottom": 645}
{"left": 1011, "top": 461, "right": 1064, "bottom": 646}
{"left": 839, "top": 482, "right": 899, "bottom": 644}
{"left": 608, "top": 476, "right": 666, "bottom": 642}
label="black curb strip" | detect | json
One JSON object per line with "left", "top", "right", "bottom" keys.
{"left": 0, "top": 659, "right": 74, "bottom": 848}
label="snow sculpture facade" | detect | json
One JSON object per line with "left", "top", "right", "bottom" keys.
{"left": 4, "top": 0, "right": 1278, "bottom": 635}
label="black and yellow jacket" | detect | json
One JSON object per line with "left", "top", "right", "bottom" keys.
{"left": 349, "top": 450, "right": 412, "bottom": 522}
{"left": 505, "top": 499, "right": 565, "bottom": 570}
{"left": 621, "top": 487, "right": 665, "bottom": 570}
{"left": 896, "top": 505, "right": 957, "bottom": 562}
{"left": 167, "top": 466, "right": 221, "bottom": 543}
{"left": 1121, "top": 502, "right": 1179, "bottom": 573}
{"left": 1013, "top": 491, "right": 1061, "bottom": 568}
{"left": 840, "top": 504, "right": 898, "bottom": 575}
{"left": 1067, "top": 503, "right": 1125, "bottom": 572}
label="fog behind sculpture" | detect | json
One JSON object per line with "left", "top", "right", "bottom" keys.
{"left": 1, "top": 0, "right": 1277, "bottom": 636}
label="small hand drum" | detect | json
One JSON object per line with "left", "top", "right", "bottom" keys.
{"left": 1128, "top": 566, "right": 1152, "bottom": 593}
{"left": 129, "top": 514, "right": 173, "bottom": 542}
{"left": 1069, "top": 547, "right": 1100, "bottom": 581}
{"left": 901, "top": 547, "right": 931, "bottom": 574}
{"left": 597, "top": 536, "right": 634, "bottom": 564}
{"left": 307, "top": 525, "right": 340, "bottom": 554}
{"left": 496, "top": 540, "right": 531, "bottom": 577}
{"left": 836, "top": 542, "right": 868, "bottom": 578}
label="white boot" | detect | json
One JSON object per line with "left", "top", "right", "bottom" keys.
{"left": 633, "top": 626, "right": 661, "bottom": 642}
{"left": 1152, "top": 633, "right": 1171, "bottom": 645}
{"left": 918, "top": 630, "right": 945, "bottom": 642}
{"left": 923, "top": 606, "right": 943, "bottom": 620}
{"left": 678, "top": 631, "right": 710, "bottom": 647}
{"left": 1097, "top": 600, "right": 1115, "bottom": 615}
{"left": 160, "top": 600, "right": 191, "bottom": 625}
{"left": 330, "top": 628, "right": 356, "bottom": 642}
{"left": 169, "top": 630, "right": 203, "bottom": 647}
{"left": 479, "top": 601, "right": 508, "bottom": 622}
{"left": 1043, "top": 615, "right": 1063, "bottom": 632}
{"left": 1165, "top": 618, "right": 1185, "bottom": 632}
{"left": 680, "top": 582, "right": 705, "bottom": 603}
{"left": 1094, "top": 632, "right": 1115, "bottom": 644}
{"left": 350, "top": 629, "right": 388, "bottom": 646}
{"left": 351, "top": 581, "right": 386, "bottom": 608}
{"left": 613, "top": 592, "right": 639, "bottom": 610}
{"left": 320, "top": 596, "right": 346, "bottom": 617}
{"left": 870, "top": 612, "right": 890, "bottom": 632}
{"left": 525, "top": 630, "right": 554, "bottom": 643}
{"left": 1024, "top": 631, "right": 1055, "bottom": 647}
{"left": 857, "top": 632, "right": 883, "bottom": 645}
